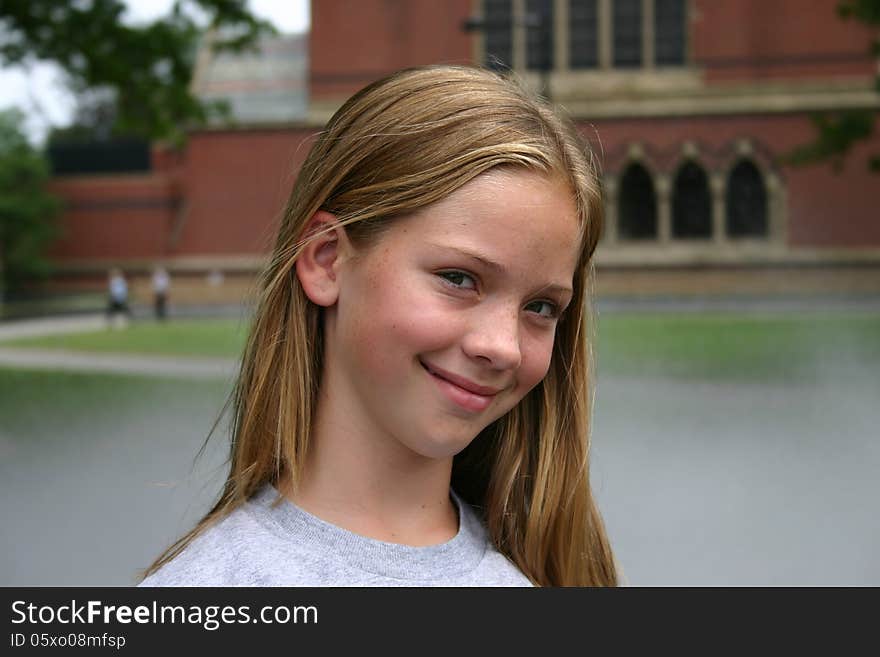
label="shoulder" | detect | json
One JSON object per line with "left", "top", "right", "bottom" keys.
{"left": 139, "top": 504, "right": 273, "bottom": 587}
{"left": 475, "top": 547, "right": 534, "bottom": 586}
{"left": 454, "top": 497, "right": 534, "bottom": 587}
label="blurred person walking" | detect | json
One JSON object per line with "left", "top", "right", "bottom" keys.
{"left": 106, "top": 268, "right": 131, "bottom": 329}
{"left": 152, "top": 265, "right": 170, "bottom": 321}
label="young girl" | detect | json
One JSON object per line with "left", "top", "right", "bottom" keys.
{"left": 140, "top": 65, "right": 617, "bottom": 587}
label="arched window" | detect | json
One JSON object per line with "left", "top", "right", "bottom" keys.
{"left": 726, "top": 160, "right": 768, "bottom": 238}
{"left": 672, "top": 161, "right": 711, "bottom": 239}
{"left": 618, "top": 163, "right": 657, "bottom": 239}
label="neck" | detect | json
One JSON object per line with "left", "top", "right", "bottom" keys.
{"left": 280, "top": 386, "right": 460, "bottom": 547}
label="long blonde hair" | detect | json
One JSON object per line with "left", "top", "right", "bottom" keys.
{"left": 144, "top": 65, "right": 617, "bottom": 586}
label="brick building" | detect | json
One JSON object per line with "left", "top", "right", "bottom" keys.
{"left": 46, "top": 1, "right": 880, "bottom": 302}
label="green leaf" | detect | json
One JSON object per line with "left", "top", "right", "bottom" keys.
{"left": 0, "top": 0, "right": 277, "bottom": 143}
{"left": 0, "top": 109, "right": 60, "bottom": 295}
{"left": 782, "top": 110, "right": 875, "bottom": 169}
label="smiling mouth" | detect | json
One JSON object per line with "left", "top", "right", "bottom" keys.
{"left": 419, "top": 360, "right": 500, "bottom": 413}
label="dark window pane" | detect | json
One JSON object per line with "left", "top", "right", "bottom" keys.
{"left": 485, "top": 0, "right": 512, "bottom": 70}
{"left": 655, "top": 0, "right": 685, "bottom": 66}
{"left": 672, "top": 161, "right": 711, "bottom": 238}
{"left": 618, "top": 163, "right": 657, "bottom": 239}
{"left": 613, "top": 0, "right": 642, "bottom": 68}
{"left": 726, "top": 160, "right": 768, "bottom": 238}
{"left": 526, "top": 0, "right": 554, "bottom": 70}
{"left": 570, "top": 0, "right": 599, "bottom": 68}
{"left": 48, "top": 138, "right": 151, "bottom": 175}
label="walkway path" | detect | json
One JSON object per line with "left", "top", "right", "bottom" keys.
{"left": 0, "top": 314, "right": 108, "bottom": 341}
{"left": 0, "top": 347, "right": 238, "bottom": 380}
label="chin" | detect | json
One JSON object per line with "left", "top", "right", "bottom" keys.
{"left": 402, "top": 427, "right": 481, "bottom": 460}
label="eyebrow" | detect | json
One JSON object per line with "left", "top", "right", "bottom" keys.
{"left": 427, "top": 243, "right": 574, "bottom": 297}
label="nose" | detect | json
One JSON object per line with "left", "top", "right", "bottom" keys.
{"left": 461, "top": 303, "right": 522, "bottom": 371}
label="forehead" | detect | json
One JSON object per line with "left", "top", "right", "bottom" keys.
{"left": 391, "top": 169, "right": 582, "bottom": 277}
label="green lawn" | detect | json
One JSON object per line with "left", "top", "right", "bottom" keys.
{"left": 598, "top": 312, "right": 880, "bottom": 381}
{"left": 3, "top": 312, "right": 879, "bottom": 381}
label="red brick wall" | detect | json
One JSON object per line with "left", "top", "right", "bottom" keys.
{"left": 44, "top": 0, "right": 880, "bottom": 267}
{"left": 45, "top": 128, "right": 320, "bottom": 265}
{"left": 173, "top": 127, "right": 316, "bottom": 255}
{"left": 693, "top": 0, "right": 876, "bottom": 82}
{"left": 48, "top": 114, "right": 879, "bottom": 264}
{"left": 310, "top": 0, "right": 472, "bottom": 101}
{"left": 783, "top": 131, "right": 880, "bottom": 246}
{"left": 47, "top": 174, "right": 181, "bottom": 260}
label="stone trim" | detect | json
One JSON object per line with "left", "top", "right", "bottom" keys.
{"left": 594, "top": 247, "right": 880, "bottom": 267}
{"left": 558, "top": 81, "right": 880, "bottom": 119}
{"left": 598, "top": 0, "right": 612, "bottom": 69}
{"left": 553, "top": 0, "right": 568, "bottom": 71}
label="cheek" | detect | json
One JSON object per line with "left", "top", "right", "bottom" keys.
{"left": 374, "top": 273, "right": 461, "bottom": 350}
{"left": 345, "top": 274, "right": 456, "bottom": 374}
{"left": 493, "top": 333, "right": 555, "bottom": 421}
{"left": 517, "top": 333, "right": 556, "bottom": 391}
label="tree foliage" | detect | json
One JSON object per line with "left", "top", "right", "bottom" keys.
{"left": 786, "top": 0, "right": 880, "bottom": 172}
{"left": 786, "top": 110, "right": 879, "bottom": 172}
{"left": 0, "top": 0, "right": 276, "bottom": 144}
{"left": 0, "top": 109, "right": 59, "bottom": 298}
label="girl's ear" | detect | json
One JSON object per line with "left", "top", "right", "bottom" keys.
{"left": 294, "top": 210, "right": 348, "bottom": 307}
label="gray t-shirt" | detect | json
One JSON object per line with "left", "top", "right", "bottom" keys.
{"left": 140, "top": 484, "right": 533, "bottom": 586}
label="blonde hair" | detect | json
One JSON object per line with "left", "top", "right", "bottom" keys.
{"left": 144, "top": 65, "right": 617, "bottom": 586}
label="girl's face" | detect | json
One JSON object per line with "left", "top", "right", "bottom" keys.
{"left": 325, "top": 168, "right": 582, "bottom": 460}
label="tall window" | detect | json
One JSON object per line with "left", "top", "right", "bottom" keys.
{"left": 618, "top": 163, "right": 658, "bottom": 239}
{"left": 613, "top": 0, "right": 643, "bottom": 68}
{"left": 526, "top": 0, "right": 554, "bottom": 70}
{"left": 655, "top": 0, "right": 685, "bottom": 66}
{"left": 484, "top": 0, "right": 513, "bottom": 70}
{"left": 726, "top": 160, "right": 768, "bottom": 238}
{"left": 482, "top": 0, "right": 687, "bottom": 72}
{"left": 569, "top": 0, "right": 599, "bottom": 69}
{"left": 672, "top": 161, "right": 711, "bottom": 239}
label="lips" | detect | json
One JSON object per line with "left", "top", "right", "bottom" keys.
{"left": 420, "top": 360, "right": 499, "bottom": 413}
{"left": 419, "top": 360, "right": 502, "bottom": 397}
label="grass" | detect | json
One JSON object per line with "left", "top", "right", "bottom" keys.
{"left": 3, "top": 312, "right": 880, "bottom": 381}
{"left": 0, "top": 368, "right": 232, "bottom": 446}
{"left": 597, "top": 312, "right": 880, "bottom": 381}
{"left": 4, "top": 318, "right": 250, "bottom": 359}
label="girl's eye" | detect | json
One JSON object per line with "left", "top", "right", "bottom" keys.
{"left": 527, "top": 300, "right": 559, "bottom": 319}
{"left": 438, "top": 271, "right": 477, "bottom": 290}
